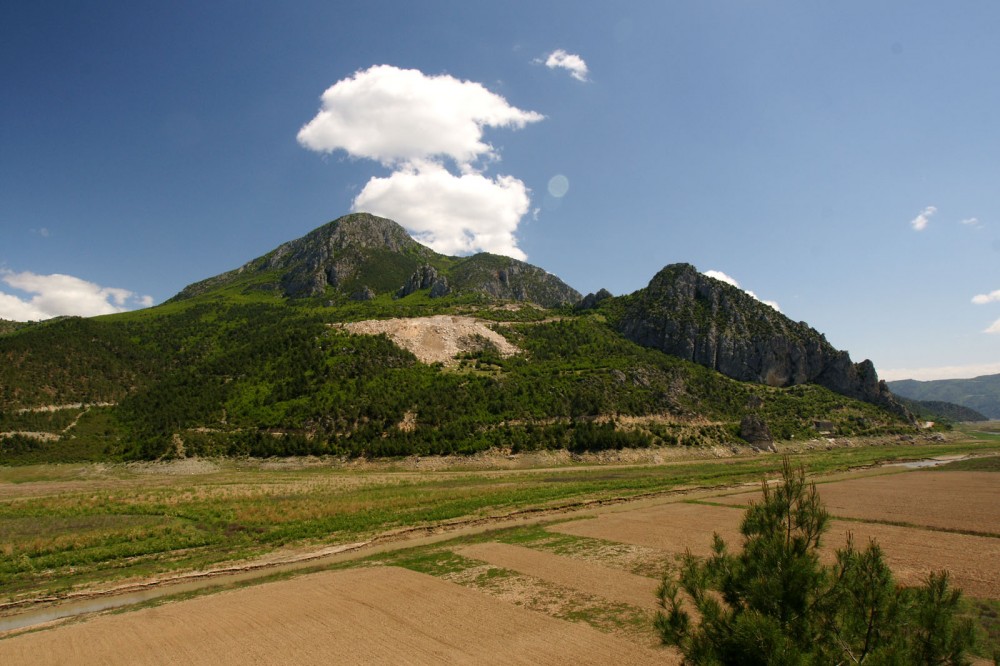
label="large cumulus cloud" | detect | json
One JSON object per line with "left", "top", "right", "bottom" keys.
{"left": 298, "top": 65, "right": 543, "bottom": 259}
{"left": 0, "top": 270, "right": 153, "bottom": 321}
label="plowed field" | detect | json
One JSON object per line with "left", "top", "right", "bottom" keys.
{"left": 715, "top": 471, "right": 1000, "bottom": 535}
{"left": 0, "top": 567, "right": 663, "bottom": 665}
{"left": 553, "top": 472, "right": 1000, "bottom": 599}
{"left": 456, "top": 542, "right": 660, "bottom": 610}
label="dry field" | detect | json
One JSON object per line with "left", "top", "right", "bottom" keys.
{"left": 553, "top": 468, "right": 1000, "bottom": 599}
{"left": 0, "top": 566, "right": 662, "bottom": 665}
{"left": 2, "top": 460, "right": 997, "bottom": 663}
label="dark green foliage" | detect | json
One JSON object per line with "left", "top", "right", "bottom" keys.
{"left": 656, "top": 459, "right": 977, "bottom": 664}
{"left": 1, "top": 292, "right": 911, "bottom": 463}
{"left": 896, "top": 397, "right": 989, "bottom": 423}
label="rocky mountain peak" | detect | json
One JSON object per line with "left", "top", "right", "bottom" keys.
{"left": 168, "top": 213, "right": 579, "bottom": 307}
{"left": 611, "top": 263, "right": 910, "bottom": 419}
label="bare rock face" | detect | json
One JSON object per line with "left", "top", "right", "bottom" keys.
{"left": 576, "top": 288, "right": 613, "bottom": 311}
{"left": 612, "top": 264, "right": 911, "bottom": 420}
{"left": 739, "top": 413, "right": 775, "bottom": 452}
{"left": 169, "top": 213, "right": 578, "bottom": 307}
{"left": 397, "top": 265, "right": 450, "bottom": 299}
{"left": 351, "top": 286, "right": 375, "bottom": 301}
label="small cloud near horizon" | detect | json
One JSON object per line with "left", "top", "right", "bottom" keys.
{"left": 877, "top": 361, "right": 1000, "bottom": 382}
{"left": 909, "top": 205, "right": 936, "bottom": 231}
{"left": 703, "top": 269, "right": 781, "bottom": 312}
{"left": 538, "top": 49, "right": 590, "bottom": 82}
{"left": 298, "top": 65, "right": 543, "bottom": 260}
{"left": 972, "top": 289, "right": 1000, "bottom": 334}
{"left": 0, "top": 270, "right": 153, "bottom": 321}
{"left": 972, "top": 289, "right": 1000, "bottom": 305}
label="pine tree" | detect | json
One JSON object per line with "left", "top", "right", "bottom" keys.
{"left": 656, "top": 458, "right": 977, "bottom": 664}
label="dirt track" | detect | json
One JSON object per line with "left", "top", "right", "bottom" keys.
{"left": 0, "top": 567, "right": 663, "bottom": 665}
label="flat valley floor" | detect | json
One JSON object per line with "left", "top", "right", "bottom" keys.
{"left": 1, "top": 462, "right": 998, "bottom": 664}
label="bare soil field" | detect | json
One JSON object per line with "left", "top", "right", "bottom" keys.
{"left": 553, "top": 478, "right": 1000, "bottom": 599}
{"left": 714, "top": 470, "right": 1000, "bottom": 536}
{"left": 0, "top": 566, "right": 664, "bottom": 665}
{"left": 455, "top": 542, "right": 661, "bottom": 610}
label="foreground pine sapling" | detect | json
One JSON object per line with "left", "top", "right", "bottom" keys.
{"left": 656, "top": 457, "right": 977, "bottom": 664}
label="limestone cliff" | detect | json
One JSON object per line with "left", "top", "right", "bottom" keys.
{"left": 611, "top": 263, "right": 910, "bottom": 419}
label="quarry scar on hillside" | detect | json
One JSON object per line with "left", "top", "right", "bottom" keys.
{"left": 337, "top": 315, "right": 521, "bottom": 366}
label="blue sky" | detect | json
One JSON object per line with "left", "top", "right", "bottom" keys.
{"left": 2, "top": 1, "right": 997, "bottom": 381}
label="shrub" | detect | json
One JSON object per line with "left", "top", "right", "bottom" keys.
{"left": 656, "top": 458, "right": 977, "bottom": 664}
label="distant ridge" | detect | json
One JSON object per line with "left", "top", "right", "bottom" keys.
{"left": 888, "top": 373, "right": 1000, "bottom": 419}
{"left": 894, "top": 397, "right": 988, "bottom": 423}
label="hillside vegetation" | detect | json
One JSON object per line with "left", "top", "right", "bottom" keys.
{"left": 1, "top": 214, "right": 915, "bottom": 464}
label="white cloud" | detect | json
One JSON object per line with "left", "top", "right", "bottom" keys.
{"left": 909, "top": 205, "right": 936, "bottom": 231}
{"left": 353, "top": 161, "right": 529, "bottom": 260}
{"left": 960, "top": 217, "right": 983, "bottom": 229}
{"left": 703, "top": 269, "right": 781, "bottom": 312}
{"left": 986, "top": 318, "right": 1000, "bottom": 335}
{"left": 972, "top": 289, "right": 1000, "bottom": 305}
{"left": 540, "top": 50, "right": 590, "bottom": 82}
{"left": 0, "top": 270, "right": 153, "bottom": 321}
{"left": 299, "top": 65, "right": 544, "bottom": 260}
{"left": 297, "top": 65, "right": 544, "bottom": 168}
{"left": 877, "top": 361, "right": 1000, "bottom": 381}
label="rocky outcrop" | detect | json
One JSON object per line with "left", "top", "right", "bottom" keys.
{"left": 169, "top": 213, "right": 577, "bottom": 307}
{"left": 396, "top": 265, "right": 450, "bottom": 299}
{"left": 612, "top": 263, "right": 911, "bottom": 420}
{"left": 351, "top": 286, "right": 375, "bottom": 301}
{"left": 447, "top": 254, "right": 580, "bottom": 308}
{"left": 576, "top": 288, "right": 613, "bottom": 311}
{"left": 740, "top": 413, "right": 775, "bottom": 451}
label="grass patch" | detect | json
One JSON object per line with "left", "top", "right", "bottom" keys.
{"left": 1, "top": 438, "right": 997, "bottom": 604}
{"left": 970, "top": 598, "right": 1000, "bottom": 662}
{"left": 933, "top": 455, "right": 1000, "bottom": 472}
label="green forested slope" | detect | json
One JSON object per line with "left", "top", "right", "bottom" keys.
{"left": 1, "top": 293, "right": 910, "bottom": 464}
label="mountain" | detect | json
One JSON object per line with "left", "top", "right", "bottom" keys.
{"left": 602, "top": 264, "right": 910, "bottom": 419}
{"left": 888, "top": 374, "right": 1000, "bottom": 419}
{"left": 894, "top": 398, "right": 989, "bottom": 423}
{"left": 170, "top": 213, "right": 580, "bottom": 308}
{"left": 0, "top": 215, "right": 915, "bottom": 464}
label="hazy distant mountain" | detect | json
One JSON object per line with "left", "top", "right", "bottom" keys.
{"left": 888, "top": 374, "right": 1000, "bottom": 419}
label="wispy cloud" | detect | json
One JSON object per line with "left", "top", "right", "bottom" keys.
{"left": 538, "top": 49, "right": 590, "bottom": 82}
{"left": 972, "top": 289, "right": 1000, "bottom": 334}
{"left": 298, "top": 65, "right": 543, "bottom": 259}
{"left": 703, "top": 269, "right": 781, "bottom": 312}
{"left": 960, "top": 217, "right": 983, "bottom": 229}
{"left": 909, "top": 205, "right": 936, "bottom": 231}
{"left": 877, "top": 361, "right": 1000, "bottom": 381}
{"left": 0, "top": 270, "right": 153, "bottom": 321}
